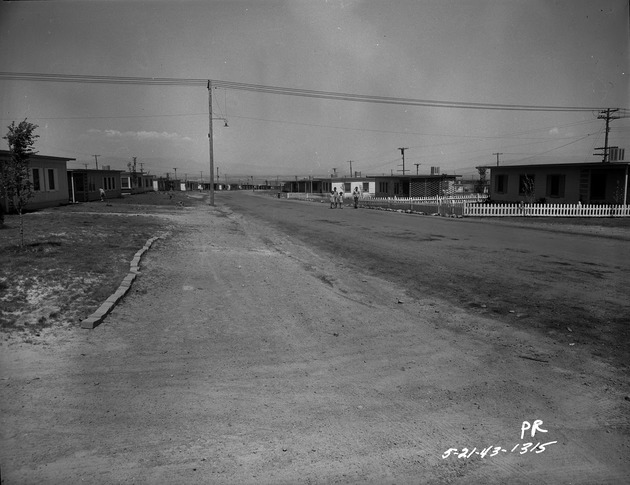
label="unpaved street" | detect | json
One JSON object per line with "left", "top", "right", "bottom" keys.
{"left": 1, "top": 193, "right": 629, "bottom": 484}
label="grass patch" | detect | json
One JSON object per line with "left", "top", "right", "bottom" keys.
{"left": 0, "top": 191, "right": 204, "bottom": 338}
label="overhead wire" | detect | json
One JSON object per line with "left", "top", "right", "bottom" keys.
{"left": 0, "top": 71, "right": 623, "bottom": 112}
{"left": 2, "top": 71, "right": 624, "bottom": 176}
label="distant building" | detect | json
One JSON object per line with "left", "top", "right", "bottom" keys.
{"left": 371, "top": 174, "right": 461, "bottom": 198}
{"left": 281, "top": 177, "right": 373, "bottom": 196}
{"left": 331, "top": 178, "right": 375, "bottom": 197}
{"left": 484, "top": 162, "right": 630, "bottom": 204}
{"left": 121, "top": 171, "right": 156, "bottom": 194}
{"left": 280, "top": 174, "right": 461, "bottom": 198}
{"left": 0, "top": 150, "right": 74, "bottom": 211}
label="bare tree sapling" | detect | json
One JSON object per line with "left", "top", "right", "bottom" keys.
{"left": 1, "top": 120, "right": 39, "bottom": 246}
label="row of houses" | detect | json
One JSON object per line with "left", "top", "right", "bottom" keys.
{"left": 2, "top": 149, "right": 629, "bottom": 211}
{"left": 0, "top": 150, "right": 159, "bottom": 211}
{"left": 283, "top": 161, "right": 630, "bottom": 205}
{"left": 282, "top": 174, "right": 462, "bottom": 199}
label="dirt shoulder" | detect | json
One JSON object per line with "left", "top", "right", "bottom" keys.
{"left": 0, "top": 192, "right": 194, "bottom": 341}
{"left": 456, "top": 214, "right": 630, "bottom": 240}
{"left": 1, "top": 195, "right": 629, "bottom": 484}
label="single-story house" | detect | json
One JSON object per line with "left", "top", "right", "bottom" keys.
{"left": 67, "top": 168, "right": 123, "bottom": 202}
{"left": 1, "top": 149, "right": 74, "bottom": 211}
{"left": 121, "top": 171, "right": 156, "bottom": 194}
{"left": 370, "top": 174, "right": 461, "bottom": 198}
{"left": 282, "top": 178, "right": 334, "bottom": 194}
{"left": 155, "top": 176, "right": 182, "bottom": 192}
{"left": 281, "top": 177, "right": 376, "bottom": 197}
{"left": 330, "top": 178, "right": 375, "bottom": 197}
{"left": 485, "top": 162, "right": 630, "bottom": 204}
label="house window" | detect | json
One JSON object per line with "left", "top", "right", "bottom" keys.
{"left": 344, "top": 182, "right": 351, "bottom": 192}
{"left": 590, "top": 173, "right": 607, "bottom": 199}
{"left": 394, "top": 183, "right": 400, "bottom": 194}
{"left": 47, "top": 169, "right": 56, "bottom": 191}
{"left": 495, "top": 174, "right": 507, "bottom": 194}
{"left": 103, "top": 176, "right": 116, "bottom": 190}
{"left": 88, "top": 176, "right": 96, "bottom": 192}
{"left": 32, "top": 168, "right": 41, "bottom": 191}
{"left": 546, "top": 174, "right": 565, "bottom": 197}
{"left": 378, "top": 182, "right": 389, "bottom": 193}
{"left": 363, "top": 182, "right": 369, "bottom": 192}
{"left": 121, "top": 177, "right": 130, "bottom": 189}
{"left": 519, "top": 174, "right": 535, "bottom": 196}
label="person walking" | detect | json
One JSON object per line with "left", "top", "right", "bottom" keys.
{"left": 353, "top": 187, "right": 360, "bottom": 209}
{"left": 99, "top": 187, "right": 106, "bottom": 201}
{"left": 338, "top": 189, "right": 344, "bottom": 208}
{"left": 329, "top": 189, "right": 337, "bottom": 209}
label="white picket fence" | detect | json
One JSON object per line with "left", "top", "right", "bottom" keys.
{"left": 281, "top": 192, "right": 630, "bottom": 217}
{"left": 362, "top": 197, "right": 630, "bottom": 218}
{"left": 463, "top": 203, "right": 630, "bottom": 217}
{"left": 369, "top": 194, "right": 488, "bottom": 204}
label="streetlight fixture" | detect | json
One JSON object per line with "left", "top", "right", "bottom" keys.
{"left": 207, "top": 80, "right": 229, "bottom": 206}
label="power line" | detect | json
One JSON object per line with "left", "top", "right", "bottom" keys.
{"left": 0, "top": 112, "right": 208, "bottom": 121}
{"left": 0, "top": 71, "right": 621, "bottom": 112}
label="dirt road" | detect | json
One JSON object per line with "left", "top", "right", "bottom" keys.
{"left": 1, "top": 196, "right": 629, "bottom": 484}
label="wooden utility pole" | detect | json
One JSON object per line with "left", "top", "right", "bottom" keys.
{"left": 208, "top": 80, "right": 215, "bottom": 206}
{"left": 594, "top": 108, "right": 620, "bottom": 163}
{"left": 92, "top": 154, "right": 100, "bottom": 170}
{"left": 347, "top": 160, "right": 353, "bottom": 176}
{"left": 493, "top": 152, "right": 503, "bottom": 166}
{"left": 414, "top": 163, "right": 421, "bottom": 175}
{"left": 398, "top": 147, "right": 409, "bottom": 175}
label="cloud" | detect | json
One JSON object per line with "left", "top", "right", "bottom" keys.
{"left": 88, "top": 129, "right": 192, "bottom": 142}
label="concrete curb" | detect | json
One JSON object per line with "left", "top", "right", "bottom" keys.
{"left": 81, "top": 234, "right": 164, "bottom": 329}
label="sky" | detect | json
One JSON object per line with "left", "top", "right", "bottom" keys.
{"left": 0, "top": 0, "right": 628, "bottom": 183}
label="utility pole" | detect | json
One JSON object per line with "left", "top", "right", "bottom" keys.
{"left": 398, "top": 147, "right": 409, "bottom": 175}
{"left": 493, "top": 152, "right": 503, "bottom": 166}
{"left": 130, "top": 157, "right": 138, "bottom": 188}
{"left": 414, "top": 163, "right": 421, "bottom": 175}
{"left": 594, "top": 108, "right": 620, "bottom": 163}
{"left": 92, "top": 154, "right": 100, "bottom": 170}
{"left": 83, "top": 163, "right": 88, "bottom": 170}
{"left": 208, "top": 80, "right": 215, "bottom": 206}
{"left": 173, "top": 167, "right": 177, "bottom": 180}
{"left": 347, "top": 160, "right": 353, "bottom": 177}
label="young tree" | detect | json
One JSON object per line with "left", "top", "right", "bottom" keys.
{"left": 1, "top": 119, "right": 39, "bottom": 246}
{"left": 474, "top": 166, "right": 487, "bottom": 194}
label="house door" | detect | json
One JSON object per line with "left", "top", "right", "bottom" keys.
{"left": 402, "top": 180, "right": 410, "bottom": 197}
{"left": 590, "top": 172, "right": 607, "bottom": 202}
